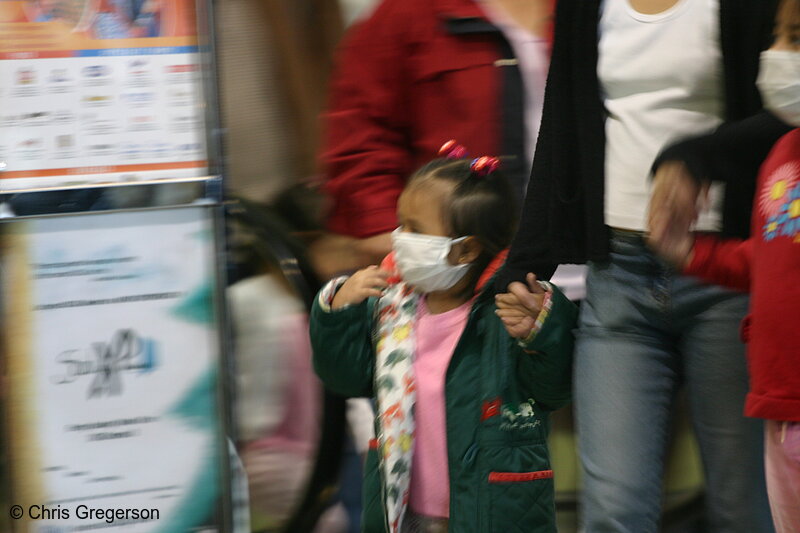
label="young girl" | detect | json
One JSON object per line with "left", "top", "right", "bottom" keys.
{"left": 649, "top": 2, "right": 800, "bottom": 530}
{"left": 310, "top": 142, "right": 577, "bottom": 533}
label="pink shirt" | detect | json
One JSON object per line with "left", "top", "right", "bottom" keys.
{"left": 408, "top": 297, "right": 472, "bottom": 518}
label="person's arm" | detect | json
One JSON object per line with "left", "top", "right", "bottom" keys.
{"left": 496, "top": 275, "right": 577, "bottom": 411}
{"left": 684, "top": 235, "right": 754, "bottom": 293}
{"left": 651, "top": 0, "right": 792, "bottom": 184}
{"left": 513, "top": 285, "right": 577, "bottom": 411}
{"left": 647, "top": 197, "right": 754, "bottom": 292}
{"left": 321, "top": 0, "right": 414, "bottom": 240}
{"left": 648, "top": 115, "right": 790, "bottom": 245}
{"left": 648, "top": 0, "right": 792, "bottom": 247}
{"left": 654, "top": 0, "right": 800, "bottom": 184}
{"left": 653, "top": 112, "right": 792, "bottom": 188}
{"left": 310, "top": 277, "right": 377, "bottom": 398}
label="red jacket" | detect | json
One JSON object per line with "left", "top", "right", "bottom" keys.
{"left": 686, "top": 129, "right": 800, "bottom": 422}
{"left": 321, "top": 0, "right": 554, "bottom": 238}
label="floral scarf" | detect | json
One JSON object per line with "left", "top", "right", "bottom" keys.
{"left": 372, "top": 281, "right": 419, "bottom": 533}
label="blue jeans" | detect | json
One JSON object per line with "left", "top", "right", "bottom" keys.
{"left": 575, "top": 231, "right": 772, "bottom": 533}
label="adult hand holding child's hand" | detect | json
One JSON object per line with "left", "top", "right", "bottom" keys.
{"left": 495, "top": 273, "right": 546, "bottom": 339}
{"left": 646, "top": 161, "right": 705, "bottom": 268}
{"left": 331, "top": 266, "right": 390, "bottom": 310}
{"left": 647, "top": 161, "right": 703, "bottom": 268}
{"left": 646, "top": 228, "right": 695, "bottom": 269}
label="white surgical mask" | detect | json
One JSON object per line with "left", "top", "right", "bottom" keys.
{"left": 757, "top": 49, "right": 800, "bottom": 127}
{"left": 391, "top": 228, "right": 471, "bottom": 292}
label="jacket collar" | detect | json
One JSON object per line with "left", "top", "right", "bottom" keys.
{"left": 434, "top": 0, "right": 490, "bottom": 20}
{"left": 476, "top": 248, "right": 508, "bottom": 293}
{"left": 433, "top": 0, "right": 499, "bottom": 34}
{"left": 435, "top": 0, "right": 557, "bottom": 42}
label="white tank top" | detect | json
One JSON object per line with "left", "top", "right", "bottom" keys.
{"left": 599, "top": 0, "right": 725, "bottom": 232}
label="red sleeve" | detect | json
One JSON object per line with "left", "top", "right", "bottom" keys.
{"left": 320, "top": 1, "right": 414, "bottom": 238}
{"left": 684, "top": 234, "right": 754, "bottom": 292}
{"left": 546, "top": 0, "right": 556, "bottom": 47}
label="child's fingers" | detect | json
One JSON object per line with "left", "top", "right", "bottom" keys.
{"left": 504, "top": 280, "right": 527, "bottom": 295}
{"left": 505, "top": 282, "right": 536, "bottom": 307}
{"left": 496, "top": 308, "right": 528, "bottom": 319}
{"left": 502, "top": 316, "right": 535, "bottom": 339}
{"left": 495, "top": 296, "right": 520, "bottom": 309}
{"left": 496, "top": 291, "right": 538, "bottom": 316}
{"left": 526, "top": 273, "right": 545, "bottom": 294}
{"left": 364, "top": 273, "right": 390, "bottom": 288}
{"left": 508, "top": 283, "right": 543, "bottom": 314}
{"left": 358, "top": 266, "right": 390, "bottom": 281}
{"left": 500, "top": 315, "right": 527, "bottom": 325}
{"left": 510, "top": 316, "right": 535, "bottom": 338}
{"left": 516, "top": 315, "right": 534, "bottom": 330}
{"left": 496, "top": 301, "right": 530, "bottom": 314}
{"left": 372, "top": 268, "right": 392, "bottom": 279}
{"left": 495, "top": 292, "right": 521, "bottom": 307}
{"left": 362, "top": 288, "right": 384, "bottom": 299}
{"left": 358, "top": 266, "right": 385, "bottom": 277}
{"left": 495, "top": 310, "right": 530, "bottom": 320}
{"left": 500, "top": 317, "right": 524, "bottom": 338}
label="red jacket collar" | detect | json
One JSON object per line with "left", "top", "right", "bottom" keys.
{"left": 434, "top": 0, "right": 556, "bottom": 45}
{"left": 433, "top": 0, "right": 490, "bottom": 20}
{"left": 477, "top": 249, "right": 508, "bottom": 292}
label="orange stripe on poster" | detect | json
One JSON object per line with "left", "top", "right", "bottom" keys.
{"left": 0, "top": 50, "right": 73, "bottom": 59}
{"left": 0, "top": 36, "right": 198, "bottom": 55}
{"left": 0, "top": 161, "right": 208, "bottom": 179}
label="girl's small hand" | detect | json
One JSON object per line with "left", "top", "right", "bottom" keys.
{"left": 495, "top": 273, "right": 546, "bottom": 339}
{"left": 499, "top": 314, "right": 536, "bottom": 339}
{"left": 332, "top": 266, "right": 390, "bottom": 310}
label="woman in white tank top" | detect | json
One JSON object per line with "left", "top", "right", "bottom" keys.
{"left": 501, "top": 1, "right": 789, "bottom": 532}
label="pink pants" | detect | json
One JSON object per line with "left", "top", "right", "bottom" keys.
{"left": 765, "top": 420, "right": 800, "bottom": 533}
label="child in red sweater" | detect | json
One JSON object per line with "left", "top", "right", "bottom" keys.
{"left": 649, "top": 3, "right": 800, "bottom": 530}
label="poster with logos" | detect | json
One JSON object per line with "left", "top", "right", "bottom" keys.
{"left": 1, "top": 207, "right": 226, "bottom": 532}
{"left": 0, "top": 1, "right": 209, "bottom": 191}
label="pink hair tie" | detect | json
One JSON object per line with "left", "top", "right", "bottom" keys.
{"left": 438, "top": 140, "right": 469, "bottom": 159}
{"left": 470, "top": 156, "right": 500, "bottom": 177}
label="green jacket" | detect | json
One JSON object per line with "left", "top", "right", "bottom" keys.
{"left": 311, "top": 279, "right": 577, "bottom": 533}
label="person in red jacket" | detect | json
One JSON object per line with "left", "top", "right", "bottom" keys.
{"left": 649, "top": 2, "right": 800, "bottom": 529}
{"left": 320, "top": 0, "right": 555, "bottom": 267}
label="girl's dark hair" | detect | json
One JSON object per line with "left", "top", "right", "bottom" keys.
{"left": 776, "top": 0, "right": 800, "bottom": 44}
{"left": 408, "top": 157, "right": 519, "bottom": 284}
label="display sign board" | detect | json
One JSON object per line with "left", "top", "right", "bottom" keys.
{"left": 1, "top": 206, "right": 227, "bottom": 532}
{"left": 0, "top": 1, "right": 208, "bottom": 190}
